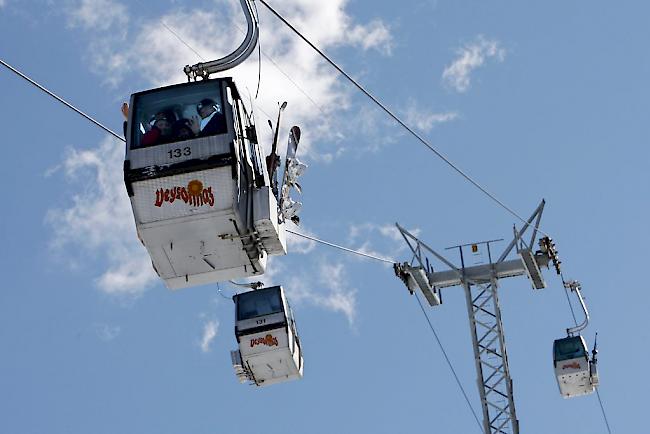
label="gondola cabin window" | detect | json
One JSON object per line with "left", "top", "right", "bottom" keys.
{"left": 236, "top": 287, "right": 284, "bottom": 321}
{"left": 554, "top": 336, "right": 587, "bottom": 362}
{"left": 130, "top": 80, "right": 228, "bottom": 150}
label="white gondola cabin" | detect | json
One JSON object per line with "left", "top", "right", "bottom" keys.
{"left": 553, "top": 335, "right": 598, "bottom": 398}
{"left": 230, "top": 286, "right": 303, "bottom": 386}
{"left": 124, "top": 78, "right": 286, "bottom": 289}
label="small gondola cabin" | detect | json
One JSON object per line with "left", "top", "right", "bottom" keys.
{"left": 553, "top": 335, "right": 598, "bottom": 398}
{"left": 123, "top": 78, "right": 286, "bottom": 289}
{"left": 231, "top": 286, "right": 303, "bottom": 386}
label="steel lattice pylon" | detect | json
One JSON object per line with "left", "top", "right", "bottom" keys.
{"left": 463, "top": 279, "right": 518, "bottom": 434}
{"left": 394, "top": 200, "right": 549, "bottom": 434}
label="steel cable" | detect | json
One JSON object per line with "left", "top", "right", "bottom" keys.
{"left": 257, "top": 0, "right": 551, "bottom": 238}
{"left": 0, "top": 58, "right": 124, "bottom": 142}
{"left": 286, "top": 229, "right": 396, "bottom": 264}
{"left": 2, "top": 14, "right": 610, "bottom": 433}
{"left": 414, "top": 293, "right": 484, "bottom": 433}
{"left": 596, "top": 389, "right": 612, "bottom": 434}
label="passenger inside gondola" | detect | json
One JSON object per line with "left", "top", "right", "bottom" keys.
{"left": 172, "top": 118, "right": 196, "bottom": 141}
{"left": 129, "top": 81, "right": 228, "bottom": 149}
{"left": 554, "top": 336, "right": 588, "bottom": 362}
{"left": 142, "top": 110, "right": 176, "bottom": 146}
{"left": 196, "top": 98, "right": 227, "bottom": 136}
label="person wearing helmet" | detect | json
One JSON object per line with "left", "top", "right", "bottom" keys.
{"left": 194, "top": 98, "right": 227, "bottom": 137}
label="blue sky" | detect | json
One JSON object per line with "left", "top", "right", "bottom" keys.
{"left": 1, "top": 0, "right": 648, "bottom": 433}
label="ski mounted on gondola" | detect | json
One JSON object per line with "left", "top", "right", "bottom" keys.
{"left": 279, "top": 126, "right": 305, "bottom": 225}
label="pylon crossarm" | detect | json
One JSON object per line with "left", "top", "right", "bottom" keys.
{"left": 497, "top": 200, "right": 545, "bottom": 263}
{"left": 393, "top": 204, "right": 553, "bottom": 434}
{"left": 429, "top": 258, "right": 529, "bottom": 288}
{"left": 529, "top": 201, "right": 545, "bottom": 248}
{"left": 396, "top": 223, "right": 461, "bottom": 273}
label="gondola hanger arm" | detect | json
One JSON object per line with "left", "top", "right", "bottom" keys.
{"left": 184, "top": 0, "right": 259, "bottom": 80}
{"left": 565, "top": 280, "right": 590, "bottom": 336}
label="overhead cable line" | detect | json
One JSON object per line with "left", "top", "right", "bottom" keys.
{"left": 159, "top": 9, "right": 327, "bottom": 120}
{"left": 161, "top": 20, "right": 207, "bottom": 62}
{"left": 596, "top": 389, "right": 612, "bottom": 434}
{"left": 3, "top": 55, "right": 495, "bottom": 434}
{"left": 560, "top": 272, "right": 612, "bottom": 434}
{"left": 0, "top": 58, "right": 124, "bottom": 142}
{"left": 414, "top": 293, "right": 484, "bottom": 432}
{"left": 0, "top": 58, "right": 393, "bottom": 269}
{"left": 286, "top": 229, "right": 395, "bottom": 264}
{"left": 154, "top": 18, "right": 275, "bottom": 122}
{"left": 289, "top": 225, "right": 481, "bottom": 431}
{"left": 257, "top": 0, "right": 549, "bottom": 237}
{"left": 560, "top": 272, "right": 579, "bottom": 326}
{"left": 234, "top": 21, "right": 328, "bottom": 117}
{"left": 9, "top": 7, "right": 609, "bottom": 432}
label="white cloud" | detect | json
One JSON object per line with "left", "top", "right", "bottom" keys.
{"left": 49, "top": 1, "right": 394, "bottom": 305}
{"left": 286, "top": 222, "right": 317, "bottom": 254}
{"left": 377, "top": 224, "right": 409, "bottom": 243}
{"left": 240, "top": 221, "right": 412, "bottom": 327}
{"left": 244, "top": 226, "right": 358, "bottom": 325}
{"left": 46, "top": 137, "right": 158, "bottom": 297}
{"left": 346, "top": 105, "right": 398, "bottom": 154}
{"left": 285, "top": 260, "right": 358, "bottom": 326}
{"left": 200, "top": 319, "right": 219, "bottom": 353}
{"left": 93, "top": 323, "right": 121, "bottom": 341}
{"left": 64, "top": 0, "right": 393, "bottom": 160}
{"left": 442, "top": 35, "right": 506, "bottom": 93}
{"left": 67, "top": 0, "right": 129, "bottom": 32}
{"left": 346, "top": 19, "right": 393, "bottom": 55}
{"left": 0, "top": 0, "right": 7, "bottom": 8}
{"left": 403, "top": 99, "right": 458, "bottom": 133}
{"left": 266, "top": 0, "right": 393, "bottom": 54}
{"left": 315, "top": 262, "right": 357, "bottom": 324}
{"left": 348, "top": 222, "right": 418, "bottom": 260}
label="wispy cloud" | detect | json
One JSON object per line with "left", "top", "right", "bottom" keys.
{"left": 315, "top": 262, "right": 358, "bottom": 324}
{"left": 284, "top": 260, "right": 358, "bottom": 326}
{"left": 281, "top": 222, "right": 418, "bottom": 326}
{"left": 199, "top": 319, "right": 219, "bottom": 353}
{"left": 0, "top": 0, "right": 7, "bottom": 8}
{"left": 248, "top": 225, "right": 358, "bottom": 326}
{"left": 346, "top": 19, "right": 393, "bottom": 55}
{"left": 286, "top": 222, "right": 318, "bottom": 254}
{"left": 403, "top": 99, "right": 459, "bottom": 133}
{"left": 442, "top": 35, "right": 506, "bottom": 93}
{"left": 249, "top": 221, "right": 419, "bottom": 327}
{"left": 346, "top": 105, "right": 398, "bottom": 154}
{"left": 93, "top": 323, "right": 121, "bottom": 341}
{"left": 49, "top": 1, "right": 394, "bottom": 305}
{"left": 63, "top": 0, "right": 393, "bottom": 160}
{"left": 267, "top": 1, "right": 393, "bottom": 55}
{"left": 66, "top": 0, "right": 128, "bottom": 33}
{"left": 348, "top": 222, "right": 418, "bottom": 260}
{"left": 46, "top": 137, "right": 158, "bottom": 297}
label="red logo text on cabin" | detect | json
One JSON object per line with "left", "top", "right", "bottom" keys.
{"left": 154, "top": 179, "right": 215, "bottom": 207}
{"left": 250, "top": 334, "right": 279, "bottom": 348}
{"left": 561, "top": 362, "right": 581, "bottom": 370}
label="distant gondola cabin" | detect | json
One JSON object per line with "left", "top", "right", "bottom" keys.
{"left": 231, "top": 286, "right": 304, "bottom": 386}
{"left": 123, "top": 78, "right": 286, "bottom": 289}
{"left": 553, "top": 336, "right": 598, "bottom": 398}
